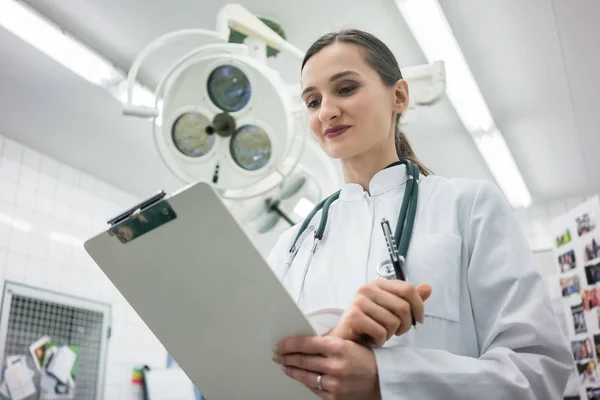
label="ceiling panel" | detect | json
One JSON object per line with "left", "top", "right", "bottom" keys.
{"left": 550, "top": 0, "right": 600, "bottom": 192}
{"left": 438, "top": 0, "right": 593, "bottom": 203}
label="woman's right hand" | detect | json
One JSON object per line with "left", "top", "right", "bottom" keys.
{"left": 326, "top": 281, "right": 432, "bottom": 346}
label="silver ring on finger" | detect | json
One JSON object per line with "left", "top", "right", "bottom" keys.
{"left": 317, "top": 374, "right": 324, "bottom": 391}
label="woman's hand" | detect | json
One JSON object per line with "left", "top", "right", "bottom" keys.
{"left": 274, "top": 335, "right": 380, "bottom": 400}
{"left": 327, "top": 281, "right": 432, "bottom": 346}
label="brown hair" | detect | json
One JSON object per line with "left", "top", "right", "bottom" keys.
{"left": 301, "top": 29, "right": 432, "bottom": 176}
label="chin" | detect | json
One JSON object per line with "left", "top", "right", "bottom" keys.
{"left": 323, "top": 142, "right": 361, "bottom": 160}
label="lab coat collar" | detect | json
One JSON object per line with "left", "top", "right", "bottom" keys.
{"left": 339, "top": 164, "right": 408, "bottom": 201}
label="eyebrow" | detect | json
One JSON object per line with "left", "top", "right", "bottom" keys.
{"left": 301, "top": 71, "right": 359, "bottom": 97}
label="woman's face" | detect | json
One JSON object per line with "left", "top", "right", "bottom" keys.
{"left": 300, "top": 42, "right": 408, "bottom": 160}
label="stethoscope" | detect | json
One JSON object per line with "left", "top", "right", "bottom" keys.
{"left": 282, "top": 160, "right": 420, "bottom": 304}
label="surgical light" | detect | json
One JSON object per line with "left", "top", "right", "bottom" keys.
{"left": 171, "top": 113, "right": 216, "bottom": 158}
{"left": 122, "top": 8, "right": 304, "bottom": 193}
{"left": 207, "top": 65, "right": 252, "bottom": 112}
{"left": 230, "top": 125, "right": 272, "bottom": 171}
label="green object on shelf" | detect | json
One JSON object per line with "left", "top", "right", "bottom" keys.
{"left": 229, "top": 17, "right": 286, "bottom": 58}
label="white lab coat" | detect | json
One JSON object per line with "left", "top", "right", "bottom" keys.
{"left": 267, "top": 164, "right": 573, "bottom": 399}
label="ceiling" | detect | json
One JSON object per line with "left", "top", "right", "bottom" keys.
{"left": 0, "top": 0, "right": 598, "bottom": 207}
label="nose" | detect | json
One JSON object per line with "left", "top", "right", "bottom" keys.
{"left": 318, "top": 97, "right": 340, "bottom": 124}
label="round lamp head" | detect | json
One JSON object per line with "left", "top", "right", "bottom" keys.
{"left": 158, "top": 48, "right": 294, "bottom": 190}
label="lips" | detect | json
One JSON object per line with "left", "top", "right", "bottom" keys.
{"left": 324, "top": 125, "right": 351, "bottom": 138}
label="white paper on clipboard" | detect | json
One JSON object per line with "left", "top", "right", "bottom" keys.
{"left": 84, "top": 182, "right": 319, "bottom": 400}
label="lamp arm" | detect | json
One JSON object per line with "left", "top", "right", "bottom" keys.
{"left": 216, "top": 4, "right": 305, "bottom": 61}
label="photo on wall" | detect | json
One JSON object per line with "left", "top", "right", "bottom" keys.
{"left": 582, "top": 288, "right": 600, "bottom": 311}
{"left": 572, "top": 338, "right": 593, "bottom": 361}
{"left": 577, "top": 212, "right": 596, "bottom": 237}
{"left": 572, "top": 302, "right": 588, "bottom": 334}
{"left": 556, "top": 229, "right": 573, "bottom": 248}
{"left": 584, "top": 237, "right": 600, "bottom": 262}
{"left": 594, "top": 334, "right": 600, "bottom": 358}
{"left": 558, "top": 249, "right": 577, "bottom": 273}
{"left": 561, "top": 275, "right": 581, "bottom": 297}
{"left": 588, "top": 386, "right": 600, "bottom": 400}
{"left": 585, "top": 263, "right": 600, "bottom": 285}
{"left": 578, "top": 360, "right": 600, "bottom": 385}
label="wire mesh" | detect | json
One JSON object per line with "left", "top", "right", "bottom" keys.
{"left": 1, "top": 291, "right": 108, "bottom": 400}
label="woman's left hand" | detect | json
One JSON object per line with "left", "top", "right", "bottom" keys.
{"left": 273, "top": 335, "right": 381, "bottom": 400}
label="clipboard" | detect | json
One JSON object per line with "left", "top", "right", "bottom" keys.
{"left": 84, "top": 181, "right": 318, "bottom": 400}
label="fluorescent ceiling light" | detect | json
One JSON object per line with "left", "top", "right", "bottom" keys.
{"left": 473, "top": 129, "right": 532, "bottom": 208}
{"left": 0, "top": 0, "right": 122, "bottom": 86}
{"left": 0, "top": 0, "right": 161, "bottom": 120}
{"left": 294, "top": 198, "right": 315, "bottom": 219}
{"left": 395, "top": 0, "right": 532, "bottom": 208}
{"left": 395, "top": 0, "right": 493, "bottom": 133}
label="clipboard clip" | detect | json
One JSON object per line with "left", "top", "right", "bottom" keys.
{"left": 107, "top": 190, "right": 177, "bottom": 244}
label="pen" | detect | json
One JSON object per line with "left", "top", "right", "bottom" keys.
{"left": 381, "top": 218, "right": 416, "bottom": 327}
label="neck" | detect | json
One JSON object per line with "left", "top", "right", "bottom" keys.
{"left": 341, "top": 141, "right": 399, "bottom": 193}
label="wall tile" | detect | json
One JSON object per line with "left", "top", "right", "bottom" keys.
{"left": 19, "top": 165, "right": 39, "bottom": 190}
{"left": 0, "top": 158, "right": 20, "bottom": 181}
{"left": 0, "top": 134, "right": 167, "bottom": 400}
{"left": 0, "top": 178, "right": 17, "bottom": 203}
{"left": 22, "top": 147, "right": 41, "bottom": 171}
{"left": 1, "top": 138, "right": 23, "bottom": 162}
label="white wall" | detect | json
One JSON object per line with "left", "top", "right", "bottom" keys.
{"left": 514, "top": 196, "right": 595, "bottom": 252}
{"left": 0, "top": 134, "right": 167, "bottom": 399}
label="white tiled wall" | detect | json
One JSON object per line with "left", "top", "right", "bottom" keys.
{"left": 0, "top": 134, "right": 167, "bottom": 399}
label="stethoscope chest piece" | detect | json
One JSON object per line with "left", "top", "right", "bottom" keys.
{"left": 376, "top": 259, "right": 397, "bottom": 280}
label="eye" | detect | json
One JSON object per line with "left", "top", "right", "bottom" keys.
{"left": 307, "top": 99, "right": 321, "bottom": 109}
{"left": 339, "top": 85, "right": 356, "bottom": 95}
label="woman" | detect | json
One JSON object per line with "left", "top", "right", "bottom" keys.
{"left": 268, "top": 29, "right": 573, "bottom": 399}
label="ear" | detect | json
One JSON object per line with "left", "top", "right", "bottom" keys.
{"left": 391, "top": 79, "right": 410, "bottom": 114}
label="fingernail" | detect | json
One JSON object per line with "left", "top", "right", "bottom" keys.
{"left": 272, "top": 344, "right": 278, "bottom": 354}
{"left": 272, "top": 353, "right": 278, "bottom": 363}
{"left": 281, "top": 366, "right": 287, "bottom": 374}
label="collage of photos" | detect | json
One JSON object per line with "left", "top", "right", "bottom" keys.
{"left": 554, "top": 204, "right": 600, "bottom": 397}
{"left": 568, "top": 334, "right": 600, "bottom": 396}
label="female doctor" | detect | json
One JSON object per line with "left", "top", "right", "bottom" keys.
{"left": 269, "top": 29, "right": 573, "bottom": 399}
